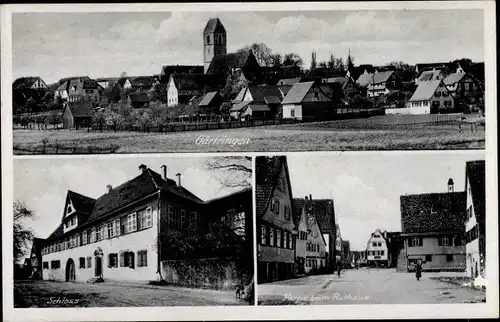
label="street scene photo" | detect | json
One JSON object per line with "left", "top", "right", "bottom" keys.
{"left": 11, "top": 9, "right": 485, "bottom": 154}
{"left": 256, "top": 153, "right": 486, "bottom": 305}
{"left": 13, "top": 156, "right": 254, "bottom": 307}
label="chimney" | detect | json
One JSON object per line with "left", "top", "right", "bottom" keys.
{"left": 161, "top": 165, "right": 167, "bottom": 180}
{"left": 106, "top": 185, "right": 112, "bottom": 193}
{"left": 176, "top": 173, "right": 181, "bottom": 187}
{"left": 138, "top": 164, "right": 147, "bottom": 173}
{"left": 309, "top": 194, "right": 312, "bottom": 201}
{"left": 447, "top": 178, "right": 454, "bottom": 193}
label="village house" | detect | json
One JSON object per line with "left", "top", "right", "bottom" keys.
{"left": 395, "top": 80, "right": 454, "bottom": 115}
{"left": 464, "top": 160, "right": 485, "bottom": 279}
{"left": 230, "top": 85, "right": 283, "bottom": 120}
{"left": 294, "top": 196, "right": 337, "bottom": 273}
{"left": 160, "top": 65, "right": 204, "bottom": 83}
{"left": 277, "top": 77, "right": 302, "bottom": 87}
{"left": 305, "top": 214, "right": 327, "bottom": 273}
{"left": 415, "top": 69, "right": 445, "bottom": 86}
{"left": 55, "top": 77, "right": 103, "bottom": 106}
{"left": 351, "top": 250, "right": 367, "bottom": 267}
{"left": 341, "top": 240, "right": 351, "bottom": 268}
{"left": 281, "top": 81, "right": 335, "bottom": 121}
{"left": 166, "top": 73, "right": 219, "bottom": 107}
{"left": 292, "top": 198, "right": 309, "bottom": 275}
{"left": 366, "top": 229, "right": 389, "bottom": 267}
{"left": 127, "top": 92, "right": 150, "bottom": 109}
{"left": 347, "top": 64, "right": 376, "bottom": 82}
{"left": 399, "top": 179, "right": 466, "bottom": 272}
{"left": 12, "top": 76, "right": 49, "bottom": 112}
{"left": 62, "top": 101, "right": 95, "bottom": 129}
{"left": 356, "top": 70, "right": 402, "bottom": 98}
{"left": 256, "top": 156, "right": 296, "bottom": 283}
{"left": 96, "top": 77, "right": 120, "bottom": 90}
{"left": 29, "top": 237, "right": 45, "bottom": 279}
{"left": 40, "top": 164, "right": 252, "bottom": 285}
{"left": 443, "top": 72, "right": 483, "bottom": 107}
{"left": 12, "top": 76, "right": 48, "bottom": 90}
{"left": 198, "top": 91, "right": 224, "bottom": 116}
{"left": 384, "top": 231, "right": 403, "bottom": 268}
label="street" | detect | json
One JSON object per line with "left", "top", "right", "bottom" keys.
{"left": 258, "top": 268, "right": 486, "bottom": 305}
{"left": 14, "top": 280, "right": 248, "bottom": 307}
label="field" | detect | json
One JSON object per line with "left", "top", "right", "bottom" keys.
{"left": 12, "top": 114, "right": 485, "bottom": 154}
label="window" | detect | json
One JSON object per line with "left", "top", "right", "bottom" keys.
{"left": 43, "top": 262, "right": 49, "bottom": 269}
{"left": 425, "top": 255, "right": 432, "bottom": 262}
{"left": 434, "top": 92, "right": 442, "bottom": 97}
{"left": 120, "top": 217, "right": 127, "bottom": 235}
{"left": 181, "top": 210, "right": 187, "bottom": 229}
{"left": 269, "top": 228, "right": 275, "bottom": 246}
{"left": 121, "top": 251, "right": 135, "bottom": 268}
{"left": 107, "top": 221, "right": 115, "bottom": 238}
{"left": 440, "top": 236, "right": 450, "bottom": 246}
{"left": 284, "top": 205, "right": 291, "bottom": 220}
{"left": 79, "top": 257, "right": 85, "bottom": 268}
{"left": 446, "top": 254, "right": 454, "bottom": 262}
{"left": 90, "top": 227, "right": 96, "bottom": 243}
{"left": 87, "top": 256, "right": 92, "bottom": 268}
{"left": 372, "top": 242, "right": 377, "bottom": 247}
{"left": 381, "top": 250, "right": 385, "bottom": 256}
{"left": 114, "top": 219, "right": 121, "bottom": 236}
{"left": 137, "top": 250, "right": 148, "bottom": 267}
{"left": 96, "top": 225, "right": 104, "bottom": 241}
{"left": 138, "top": 208, "right": 152, "bottom": 230}
{"left": 82, "top": 230, "right": 88, "bottom": 245}
{"left": 270, "top": 198, "right": 279, "bottom": 214}
{"left": 108, "top": 253, "right": 118, "bottom": 268}
{"left": 277, "top": 179, "right": 284, "bottom": 191}
{"left": 145, "top": 207, "right": 153, "bottom": 228}
{"left": 51, "top": 260, "right": 60, "bottom": 269}
{"left": 290, "top": 109, "right": 295, "bottom": 117}
{"left": 167, "top": 206, "right": 174, "bottom": 226}
{"left": 189, "top": 212, "right": 197, "bottom": 231}
{"left": 444, "top": 101, "right": 452, "bottom": 107}
{"left": 206, "top": 35, "right": 210, "bottom": 44}
{"left": 261, "top": 225, "right": 267, "bottom": 245}
{"left": 410, "top": 237, "right": 422, "bottom": 247}
{"left": 442, "top": 91, "right": 449, "bottom": 97}
{"left": 128, "top": 213, "right": 137, "bottom": 233}
{"left": 276, "top": 229, "right": 282, "bottom": 248}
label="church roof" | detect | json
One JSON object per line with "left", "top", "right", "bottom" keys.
{"left": 204, "top": 18, "right": 225, "bottom": 33}
{"left": 207, "top": 51, "right": 254, "bottom": 73}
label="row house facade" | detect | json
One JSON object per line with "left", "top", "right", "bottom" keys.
{"left": 366, "top": 229, "right": 389, "bottom": 267}
{"left": 399, "top": 179, "right": 466, "bottom": 272}
{"left": 464, "top": 160, "right": 485, "bottom": 279}
{"left": 256, "top": 156, "right": 297, "bottom": 283}
{"left": 41, "top": 164, "right": 251, "bottom": 284}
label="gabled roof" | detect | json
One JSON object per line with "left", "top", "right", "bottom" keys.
{"left": 207, "top": 51, "right": 255, "bottom": 74}
{"left": 247, "top": 104, "right": 270, "bottom": 112}
{"left": 129, "top": 76, "right": 158, "bottom": 88}
{"left": 305, "top": 68, "right": 343, "bottom": 79}
{"left": 466, "top": 160, "right": 485, "bottom": 230}
{"left": 357, "top": 71, "right": 395, "bottom": 87}
{"left": 308, "top": 199, "right": 336, "bottom": 234}
{"left": 400, "top": 191, "right": 466, "bottom": 234}
{"left": 417, "top": 70, "right": 443, "bottom": 82}
{"left": 67, "top": 101, "right": 95, "bottom": 118}
{"left": 443, "top": 72, "right": 466, "bottom": 85}
{"left": 12, "top": 77, "right": 45, "bottom": 89}
{"left": 408, "top": 80, "right": 442, "bottom": 102}
{"left": 170, "top": 73, "right": 219, "bottom": 91}
{"left": 199, "top": 91, "right": 219, "bottom": 107}
{"left": 67, "top": 190, "right": 96, "bottom": 216}
{"left": 230, "top": 100, "right": 251, "bottom": 112}
{"left": 292, "top": 198, "right": 306, "bottom": 227}
{"left": 256, "top": 156, "right": 294, "bottom": 218}
{"left": 279, "top": 85, "right": 292, "bottom": 96}
{"left": 248, "top": 85, "right": 283, "bottom": 104}
{"left": 204, "top": 18, "right": 225, "bottom": 34}
{"left": 282, "top": 81, "right": 315, "bottom": 104}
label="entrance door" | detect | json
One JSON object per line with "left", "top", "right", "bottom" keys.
{"left": 95, "top": 256, "right": 102, "bottom": 277}
{"left": 65, "top": 259, "right": 75, "bottom": 282}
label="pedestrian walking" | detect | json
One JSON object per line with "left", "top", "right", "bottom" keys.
{"left": 415, "top": 260, "right": 422, "bottom": 281}
{"left": 337, "top": 261, "right": 342, "bottom": 277}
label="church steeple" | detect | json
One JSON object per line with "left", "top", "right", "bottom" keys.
{"left": 203, "top": 18, "right": 227, "bottom": 73}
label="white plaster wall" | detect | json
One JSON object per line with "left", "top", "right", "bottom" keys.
{"left": 282, "top": 104, "right": 302, "bottom": 119}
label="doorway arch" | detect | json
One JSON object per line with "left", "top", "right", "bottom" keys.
{"left": 65, "top": 258, "right": 76, "bottom": 282}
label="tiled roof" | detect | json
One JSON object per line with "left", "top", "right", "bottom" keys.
{"left": 357, "top": 71, "right": 394, "bottom": 87}
{"left": 199, "top": 91, "right": 218, "bottom": 107}
{"left": 282, "top": 81, "right": 315, "bottom": 104}
{"left": 247, "top": 104, "right": 270, "bottom": 112}
{"left": 230, "top": 100, "right": 251, "bottom": 112}
{"left": 204, "top": 18, "right": 225, "bottom": 33}
{"left": 247, "top": 85, "right": 283, "bottom": 104}
{"left": 171, "top": 73, "right": 219, "bottom": 91}
{"left": 279, "top": 85, "right": 292, "bottom": 96}
{"left": 207, "top": 51, "right": 253, "bottom": 73}
{"left": 408, "top": 80, "right": 441, "bottom": 102}
{"left": 418, "top": 70, "right": 442, "bottom": 82}
{"left": 443, "top": 72, "right": 466, "bottom": 85}
{"left": 466, "top": 160, "right": 485, "bottom": 230}
{"left": 256, "top": 156, "right": 290, "bottom": 218}
{"left": 292, "top": 198, "right": 305, "bottom": 227}
{"left": 277, "top": 77, "right": 302, "bottom": 86}
{"left": 308, "top": 199, "right": 336, "bottom": 234}
{"left": 400, "top": 191, "right": 466, "bottom": 234}
{"left": 12, "top": 77, "right": 43, "bottom": 89}
{"left": 68, "top": 101, "right": 95, "bottom": 118}
{"left": 68, "top": 190, "right": 96, "bottom": 215}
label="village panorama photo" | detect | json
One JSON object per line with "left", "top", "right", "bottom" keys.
{"left": 10, "top": 8, "right": 486, "bottom": 154}
{"left": 12, "top": 156, "right": 254, "bottom": 307}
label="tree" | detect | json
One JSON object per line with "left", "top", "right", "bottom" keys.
{"left": 347, "top": 50, "right": 355, "bottom": 74}
{"left": 136, "top": 110, "right": 153, "bottom": 131}
{"left": 283, "top": 53, "right": 304, "bottom": 67}
{"left": 92, "top": 109, "right": 107, "bottom": 132}
{"left": 13, "top": 201, "right": 36, "bottom": 264}
{"left": 269, "top": 53, "right": 283, "bottom": 67}
{"left": 120, "top": 71, "right": 128, "bottom": 78}
{"left": 237, "top": 43, "right": 274, "bottom": 67}
{"left": 221, "top": 72, "right": 249, "bottom": 101}
{"left": 311, "top": 51, "right": 317, "bottom": 69}
{"left": 48, "top": 109, "right": 62, "bottom": 129}
{"left": 104, "top": 108, "right": 124, "bottom": 132}
{"left": 206, "top": 156, "right": 252, "bottom": 188}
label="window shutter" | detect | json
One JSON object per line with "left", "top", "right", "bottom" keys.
{"left": 115, "top": 219, "right": 120, "bottom": 236}
{"left": 129, "top": 252, "right": 135, "bottom": 269}
{"left": 137, "top": 251, "right": 141, "bottom": 267}
{"left": 419, "top": 237, "right": 423, "bottom": 246}
{"left": 120, "top": 251, "right": 125, "bottom": 267}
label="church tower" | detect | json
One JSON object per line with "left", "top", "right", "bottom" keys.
{"left": 203, "top": 18, "right": 227, "bottom": 73}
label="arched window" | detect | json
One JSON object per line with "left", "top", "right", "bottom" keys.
{"left": 206, "top": 35, "right": 210, "bottom": 44}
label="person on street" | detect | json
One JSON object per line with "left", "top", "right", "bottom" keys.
{"left": 415, "top": 260, "right": 422, "bottom": 281}
{"left": 337, "top": 261, "right": 342, "bottom": 277}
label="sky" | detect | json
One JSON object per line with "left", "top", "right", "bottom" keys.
{"left": 12, "top": 9, "right": 484, "bottom": 84}
{"left": 287, "top": 152, "right": 485, "bottom": 251}
{"left": 14, "top": 156, "right": 250, "bottom": 240}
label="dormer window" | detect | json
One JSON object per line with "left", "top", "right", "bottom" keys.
{"left": 67, "top": 204, "right": 73, "bottom": 214}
